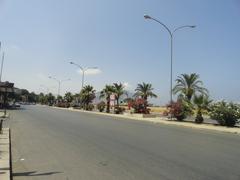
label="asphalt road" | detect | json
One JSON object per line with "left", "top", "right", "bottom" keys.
{"left": 9, "top": 105, "right": 240, "bottom": 180}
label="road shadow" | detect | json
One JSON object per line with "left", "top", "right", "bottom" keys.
{"left": 13, "top": 171, "right": 62, "bottom": 177}
{"left": 0, "top": 107, "right": 26, "bottom": 111}
{"left": 0, "top": 167, "right": 9, "bottom": 170}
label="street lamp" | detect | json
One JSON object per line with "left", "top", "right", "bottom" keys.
{"left": 48, "top": 76, "right": 70, "bottom": 96}
{"left": 69, "top": 61, "right": 98, "bottom": 90}
{"left": 144, "top": 14, "right": 195, "bottom": 107}
{"left": 0, "top": 41, "right": 5, "bottom": 82}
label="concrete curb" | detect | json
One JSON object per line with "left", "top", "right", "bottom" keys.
{"left": 0, "top": 128, "right": 10, "bottom": 180}
{"left": 49, "top": 106, "right": 240, "bottom": 135}
{"left": 0, "top": 112, "right": 10, "bottom": 119}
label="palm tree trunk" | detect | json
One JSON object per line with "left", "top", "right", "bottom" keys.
{"left": 195, "top": 109, "right": 204, "bottom": 123}
{"left": 106, "top": 97, "right": 110, "bottom": 113}
{"left": 144, "top": 96, "right": 148, "bottom": 111}
{"left": 116, "top": 97, "right": 119, "bottom": 108}
{"left": 187, "top": 95, "right": 192, "bottom": 101}
{"left": 85, "top": 102, "right": 89, "bottom": 110}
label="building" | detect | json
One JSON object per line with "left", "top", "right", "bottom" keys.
{"left": 0, "top": 81, "right": 15, "bottom": 108}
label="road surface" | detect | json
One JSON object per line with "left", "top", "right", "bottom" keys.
{"left": 9, "top": 105, "right": 240, "bottom": 180}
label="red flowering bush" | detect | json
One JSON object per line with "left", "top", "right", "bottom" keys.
{"left": 132, "top": 98, "right": 150, "bottom": 114}
{"left": 167, "top": 100, "right": 193, "bottom": 121}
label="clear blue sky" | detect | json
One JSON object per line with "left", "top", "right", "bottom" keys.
{"left": 0, "top": 0, "right": 239, "bottom": 104}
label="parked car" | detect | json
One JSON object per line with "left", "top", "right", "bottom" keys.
{"left": 8, "top": 102, "right": 21, "bottom": 108}
{"left": 14, "top": 102, "right": 21, "bottom": 108}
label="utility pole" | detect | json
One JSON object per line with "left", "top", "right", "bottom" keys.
{"left": 0, "top": 41, "right": 5, "bottom": 82}
{"left": 0, "top": 51, "right": 5, "bottom": 82}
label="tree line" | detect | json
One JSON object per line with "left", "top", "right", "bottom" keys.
{"left": 10, "top": 73, "right": 240, "bottom": 127}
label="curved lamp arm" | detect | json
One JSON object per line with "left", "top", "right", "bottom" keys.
{"left": 144, "top": 14, "right": 172, "bottom": 36}
{"left": 173, "top": 25, "right": 196, "bottom": 33}
{"left": 69, "top": 61, "right": 84, "bottom": 71}
{"left": 144, "top": 14, "right": 196, "bottom": 37}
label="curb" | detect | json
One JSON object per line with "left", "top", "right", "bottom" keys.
{"left": 0, "top": 128, "right": 10, "bottom": 180}
{"left": 49, "top": 106, "right": 240, "bottom": 135}
{"left": 0, "top": 113, "right": 10, "bottom": 119}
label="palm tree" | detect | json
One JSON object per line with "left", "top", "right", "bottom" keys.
{"left": 193, "top": 94, "right": 212, "bottom": 123}
{"left": 173, "top": 73, "right": 208, "bottom": 101}
{"left": 113, "top": 83, "right": 125, "bottom": 108}
{"left": 134, "top": 82, "right": 157, "bottom": 109}
{"left": 80, "top": 85, "right": 96, "bottom": 110}
{"left": 46, "top": 93, "right": 55, "bottom": 105}
{"left": 100, "top": 85, "right": 115, "bottom": 113}
{"left": 64, "top": 92, "right": 73, "bottom": 103}
{"left": 38, "top": 93, "right": 46, "bottom": 104}
{"left": 57, "top": 95, "right": 63, "bottom": 102}
{"left": 73, "top": 93, "right": 80, "bottom": 106}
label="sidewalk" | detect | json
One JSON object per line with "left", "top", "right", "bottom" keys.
{"left": 0, "top": 128, "right": 10, "bottom": 180}
{"left": 0, "top": 111, "right": 10, "bottom": 119}
{"left": 51, "top": 106, "right": 240, "bottom": 135}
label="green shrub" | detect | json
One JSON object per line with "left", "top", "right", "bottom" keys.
{"left": 209, "top": 101, "right": 240, "bottom": 127}
{"left": 114, "top": 107, "right": 125, "bottom": 114}
{"left": 86, "top": 104, "right": 94, "bottom": 111}
{"left": 97, "top": 101, "right": 106, "bottom": 112}
{"left": 56, "top": 102, "right": 69, "bottom": 108}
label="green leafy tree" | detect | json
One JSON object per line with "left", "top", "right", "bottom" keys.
{"left": 173, "top": 73, "right": 208, "bottom": 101}
{"left": 100, "top": 85, "right": 115, "bottom": 113}
{"left": 134, "top": 82, "right": 157, "bottom": 110}
{"left": 80, "top": 85, "right": 96, "bottom": 110}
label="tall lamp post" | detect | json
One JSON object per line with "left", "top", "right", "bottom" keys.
{"left": 0, "top": 41, "right": 5, "bottom": 82}
{"left": 48, "top": 76, "right": 70, "bottom": 96}
{"left": 69, "top": 61, "right": 98, "bottom": 90}
{"left": 144, "top": 14, "right": 195, "bottom": 107}
{"left": 0, "top": 52, "right": 5, "bottom": 82}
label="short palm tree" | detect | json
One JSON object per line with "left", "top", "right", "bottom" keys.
{"left": 173, "top": 73, "right": 208, "bottom": 101}
{"left": 64, "top": 92, "right": 73, "bottom": 103}
{"left": 45, "top": 93, "right": 55, "bottom": 105}
{"left": 57, "top": 95, "right": 63, "bottom": 102}
{"left": 113, "top": 83, "right": 125, "bottom": 108}
{"left": 100, "top": 85, "right": 115, "bottom": 113}
{"left": 38, "top": 93, "right": 46, "bottom": 104}
{"left": 73, "top": 93, "right": 80, "bottom": 105}
{"left": 134, "top": 82, "right": 157, "bottom": 109}
{"left": 193, "top": 94, "right": 212, "bottom": 123}
{"left": 80, "top": 85, "right": 96, "bottom": 110}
